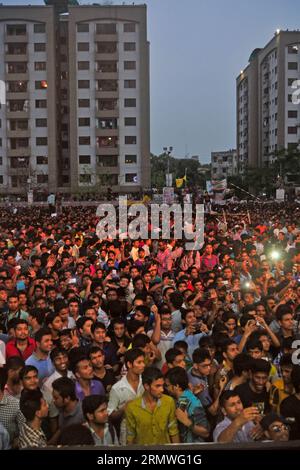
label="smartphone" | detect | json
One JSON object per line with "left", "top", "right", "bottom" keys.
{"left": 16, "top": 280, "right": 26, "bottom": 291}
{"left": 178, "top": 398, "right": 189, "bottom": 411}
{"left": 68, "top": 278, "right": 77, "bottom": 284}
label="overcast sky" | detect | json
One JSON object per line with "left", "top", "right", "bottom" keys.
{"left": 2, "top": 0, "right": 299, "bottom": 162}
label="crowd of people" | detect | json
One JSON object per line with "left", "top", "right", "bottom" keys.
{"left": 0, "top": 200, "right": 300, "bottom": 449}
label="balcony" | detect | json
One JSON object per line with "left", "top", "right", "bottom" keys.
{"left": 95, "top": 71, "right": 118, "bottom": 80}
{"left": 95, "top": 128, "right": 118, "bottom": 137}
{"left": 7, "top": 147, "right": 31, "bottom": 158}
{"left": 7, "top": 129, "right": 30, "bottom": 139}
{"left": 5, "top": 33, "right": 28, "bottom": 43}
{"left": 8, "top": 167, "right": 29, "bottom": 176}
{"left": 95, "top": 108, "right": 119, "bottom": 119}
{"left": 5, "top": 72, "right": 29, "bottom": 82}
{"left": 95, "top": 52, "right": 118, "bottom": 61}
{"left": 6, "top": 92, "right": 29, "bottom": 101}
{"left": 96, "top": 146, "right": 119, "bottom": 155}
{"left": 95, "top": 33, "right": 118, "bottom": 42}
{"left": 95, "top": 90, "right": 118, "bottom": 99}
{"left": 6, "top": 110, "right": 29, "bottom": 119}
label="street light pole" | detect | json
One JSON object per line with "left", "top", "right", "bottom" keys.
{"left": 163, "top": 146, "right": 173, "bottom": 187}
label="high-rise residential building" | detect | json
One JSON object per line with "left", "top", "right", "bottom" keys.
{"left": 211, "top": 149, "right": 237, "bottom": 179}
{"left": 0, "top": 1, "right": 150, "bottom": 197}
{"left": 236, "top": 30, "right": 300, "bottom": 173}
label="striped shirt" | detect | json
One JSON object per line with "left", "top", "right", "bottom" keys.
{"left": 19, "top": 422, "right": 47, "bottom": 449}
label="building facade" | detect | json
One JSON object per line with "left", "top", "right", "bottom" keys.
{"left": 236, "top": 30, "right": 300, "bottom": 172}
{"left": 211, "top": 149, "right": 237, "bottom": 179}
{"left": 0, "top": 1, "right": 150, "bottom": 196}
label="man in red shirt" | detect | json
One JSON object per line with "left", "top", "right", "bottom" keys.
{"left": 6, "top": 319, "right": 36, "bottom": 361}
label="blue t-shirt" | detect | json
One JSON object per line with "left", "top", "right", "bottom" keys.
{"left": 25, "top": 354, "right": 55, "bottom": 383}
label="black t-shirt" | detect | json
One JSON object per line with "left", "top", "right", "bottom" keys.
{"left": 235, "top": 381, "right": 271, "bottom": 414}
{"left": 280, "top": 395, "right": 300, "bottom": 440}
{"left": 93, "top": 369, "right": 116, "bottom": 394}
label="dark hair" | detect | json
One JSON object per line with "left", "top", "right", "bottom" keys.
{"left": 131, "top": 333, "right": 150, "bottom": 349}
{"left": 58, "top": 424, "right": 94, "bottom": 446}
{"left": 28, "top": 308, "right": 45, "bottom": 326}
{"left": 192, "top": 348, "right": 211, "bottom": 364}
{"left": 82, "top": 394, "right": 107, "bottom": 420}
{"left": 13, "top": 319, "right": 29, "bottom": 329}
{"left": 246, "top": 338, "right": 263, "bottom": 352}
{"left": 165, "top": 348, "right": 183, "bottom": 365}
{"left": 276, "top": 305, "right": 293, "bottom": 322}
{"left": 19, "top": 365, "right": 38, "bottom": 381}
{"left": 134, "top": 305, "right": 151, "bottom": 318}
{"left": 91, "top": 321, "right": 106, "bottom": 334}
{"left": 169, "top": 292, "right": 183, "bottom": 309}
{"left": 250, "top": 358, "right": 271, "bottom": 375}
{"left": 142, "top": 367, "right": 163, "bottom": 386}
{"left": 45, "top": 312, "right": 61, "bottom": 326}
{"left": 52, "top": 377, "right": 77, "bottom": 401}
{"left": 0, "top": 368, "right": 8, "bottom": 391}
{"left": 165, "top": 367, "right": 188, "bottom": 391}
{"left": 220, "top": 390, "right": 240, "bottom": 408}
{"left": 76, "top": 316, "right": 93, "bottom": 330}
{"left": 199, "top": 336, "right": 216, "bottom": 349}
{"left": 5, "top": 356, "right": 25, "bottom": 371}
{"left": 50, "top": 347, "right": 68, "bottom": 362}
{"left": 35, "top": 327, "right": 52, "bottom": 343}
{"left": 127, "top": 319, "right": 145, "bottom": 336}
{"left": 221, "top": 339, "right": 237, "bottom": 354}
{"left": 89, "top": 346, "right": 104, "bottom": 358}
{"left": 232, "top": 353, "right": 253, "bottom": 376}
{"left": 124, "top": 348, "right": 145, "bottom": 368}
{"left": 20, "top": 389, "right": 44, "bottom": 421}
{"left": 291, "top": 365, "right": 300, "bottom": 393}
{"left": 173, "top": 340, "right": 188, "bottom": 352}
{"left": 279, "top": 354, "right": 293, "bottom": 368}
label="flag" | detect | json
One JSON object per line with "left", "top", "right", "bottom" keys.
{"left": 176, "top": 178, "right": 184, "bottom": 188}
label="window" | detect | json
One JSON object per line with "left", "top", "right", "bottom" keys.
{"left": 124, "top": 61, "right": 136, "bottom": 70}
{"left": 36, "top": 156, "right": 48, "bottom": 165}
{"left": 78, "top": 99, "right": 90, "bottom": 107}
{"left": 79, "top": 137, "right": 91, "bottom": 145}
{"left": 124, "top": 23, "right": 136, "bottom": 33}
{"left": 77, "top": 42, "right": 89, "bottom": 52}
{"left": 124, "top": 42, "right": 136, "bottom": 51}
{"left": 0, "top": 176, "right": 3, "bottom": 185}
{"left": 96, "top": 23, "right": 116, "bottom": 34}
{"left": 37, "top": 174, "right": 48, "bottom": 184}
{"left": 8, "top": 100, "right": 28, "bottom": 112}
{"left": 125, "top": 136, "right": 137, "bottom": 145}
{"left": 96, "top": 61, "right": 117, "bottom": 73}
{"left": 78, "top": 61, "right": 90, "bottom": 70}
{"left": 97, "top": 99, "right": 117, "bottom": 111}
{"left": 97, "top": 80, "right": 118, "bottom": 91}
{"left": 79, "top": 155, "right": 91, "bottom": 164}
{"left": 0, "top": 139, "right": 2, "bottom": 147}
{"left": 6, "top": 44, "right": 27, "bottom": 54}
{"left": 7, "top": 24, "right": 26, "bottom": 35}
{"left": 288, "top": 143, "right": 298, "bottom": 150}
{"left": 97, "top": 118, "right": 117, "bottom": 129}
{"left": 125, "top": 154, "right": 137, "bottom": 164}
{"left": 8, "top": 81, "right": 27, "bottom": 92}
{"left": 36, "top": 118, "right": 47, "bottom": 127}
{"left": 77, "top": 23, "right": 89, "bottom": 33}
{"left": 288, "top": 45, "right": 298, "bottom": 54}
{"left": 96, "top": 42, "right": 117, "bottom": 54}
{"left": 288, "top": 94, "right": 293, "bottom": 102}
{"left": 98, "top": 174, "right": 118, "bottom": 185}
{"left": 35, "top": 80, "right": 48, "bottom": 90}
{"left": 125, "top": 173, "right": 137, "bottom": 183}
{"left": 288, "top": 78, "right": 295, "bottom": 86}
{"left": 124, "top": 117, "right": 136, "bottom": 126}
{"left": 78, "top": 117, "right": 90, "bottom": 126}
{"left": 288, "top": 126, "right": 297, "bottom": 134}
{"left": 34, "top": 43, "right": 46, "bottom": 52}
{"left": 79, "top": 174, "right": 91, "bottom": 183}
{"left": 124, "top": 98, "right": 136, "bottom": 107}
{"left": 35, "top": 99, "right": 47, "bottom": 108}
{"left": 288, "top": 62, "right": 298, "bottom": 70}
{"left": 78, "top": 80, "right": 90, "bottom": 89}
{"left": 97, "top": 136, "right": 118, "bottom": 147}
{"left": 97, "top": 155, "right": 118, "bottom": 167}
{"left": 34, "top": 24, "right": 46, "bottom": 34}
{"left": 10, "top": 138, "right": 28, "bottom": 149}
{"left": 7, "top": 62, "right": 27, "bottom": 73}
{"left": 288, "top": 110, "right": 298, "bottom": 118}
{"left": 0, "top": 157, "right": 2, "bottom": 165}
{"left": 36, "top": 137, "right": 48, "bottom": 146}
{"left": 124, "top": 79, "right": 136, "bottom": 88}
{"left": 34, "top": 62, "right": 46, "bottom": 71}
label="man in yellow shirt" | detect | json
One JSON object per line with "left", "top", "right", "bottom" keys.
{"left": 125, "top": 367, "right": 180, "bottom": 445}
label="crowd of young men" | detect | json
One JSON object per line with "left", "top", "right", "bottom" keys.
{"left": 0, "top": 201, "right": 300, "bottom": 448}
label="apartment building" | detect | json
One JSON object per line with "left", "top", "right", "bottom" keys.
{"left": 0, "top": 1, "right": 150, "bottom": 196}
{"left": 236, "top": 30, "right": 300, "bottom": 172}
{"left": 211, "top": 149, "right": 238, "bottom": 179}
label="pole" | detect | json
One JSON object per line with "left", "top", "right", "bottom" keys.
{"left": 229, "top": 182, "right": 261, "bottom": 201}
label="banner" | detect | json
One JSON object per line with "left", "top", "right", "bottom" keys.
{"left": 276, "top": 189, "right": 285, "bottom": 201}
{"left": 211, "top": 179, "right": 227, "bottom": 191}
{"left": 163, "top": 187, "right": 175, "bottom": 205}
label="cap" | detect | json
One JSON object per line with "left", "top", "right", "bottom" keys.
{"left": 260, "top": 413, "right": 288, "bottom": 431}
